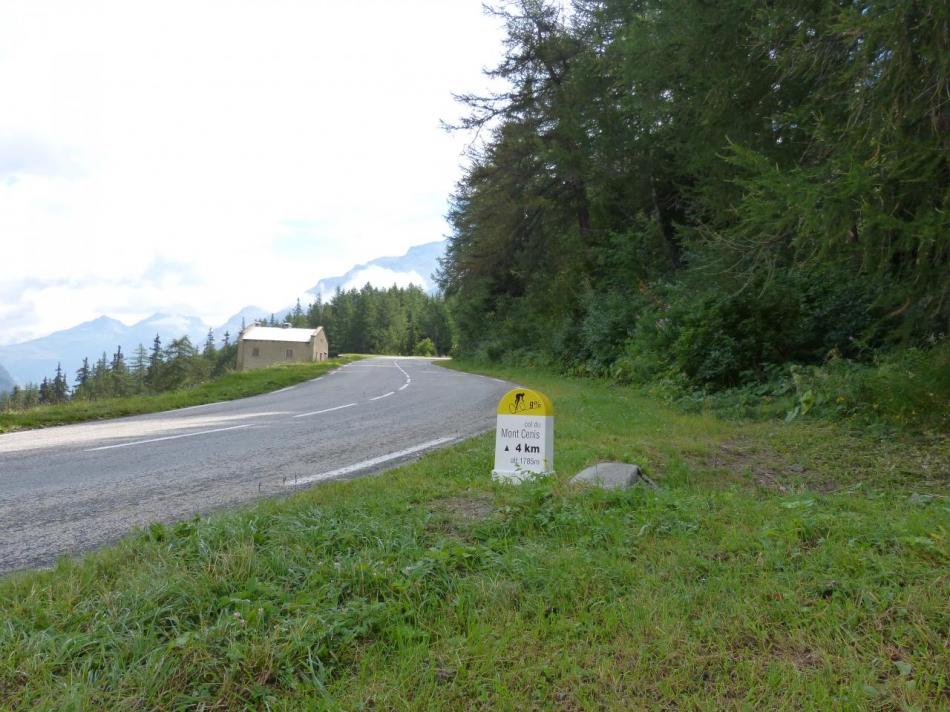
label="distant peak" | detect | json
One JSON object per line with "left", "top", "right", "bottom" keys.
{"left": 75, "top": 315, "right": 124, "bottom": 330}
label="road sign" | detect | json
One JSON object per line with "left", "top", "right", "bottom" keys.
{"left": 492, "top": 387, "right": 554, "bottom": 483}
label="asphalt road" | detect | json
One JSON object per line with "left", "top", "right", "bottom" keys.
{"left": 0, "top": 358, "right": 511, "bottom": 574}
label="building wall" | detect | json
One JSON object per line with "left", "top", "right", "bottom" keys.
{"left": 237, "top": 329, "right": 329, "bottom": 371}
{"left": 314, "top": 329, "right": 329, "bottom": 360}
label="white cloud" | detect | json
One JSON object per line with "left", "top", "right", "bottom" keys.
{"left": 341, "top": 267, "right": 428, "bottom": 294}
{"left": 0, "top": 0, "right": 502, "bottom": 344}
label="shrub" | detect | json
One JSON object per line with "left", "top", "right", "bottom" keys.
{"left": 412, "top": 338, "right": 437, "bottom": 357}
{"left": 787, "top": 341, "right": 950, "bottom": 432}
{"left": 618, "top": 266, "right": 889, "bottom": 389}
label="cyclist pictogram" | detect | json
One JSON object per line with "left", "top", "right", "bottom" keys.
{"left": 508, "top": 391, "right": 526, "bottom": 414}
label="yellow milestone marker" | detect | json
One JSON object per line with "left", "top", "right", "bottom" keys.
{"left": 492, "top": 388, "right": 554, "bottom": 483}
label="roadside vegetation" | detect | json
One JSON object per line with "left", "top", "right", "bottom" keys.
{"left": 0, "top": 358, "right": 355, "bottom": 433}
{"left": 1, "top": 363, "right": 947, "bottom": 709}
{"left": 438, "top": 1, "right": 949, "bottom": 434}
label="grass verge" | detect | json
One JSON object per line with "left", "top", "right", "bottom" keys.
{"left": 1, "top": 362, "right": 947, "bottom": 709}
{"left": 0, "top": 357, "right": 358, "bottom": 433}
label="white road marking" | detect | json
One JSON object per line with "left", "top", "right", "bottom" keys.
{"left": 175, "top": 401, "right": 224, "bottom": 412}
{"left": 369, "top": 391, "right": 394, "bottom": 401}
{"left": 393, "top": 361, "right": 411, "bottom": 383}
{"left": 344, "top": 364, "right": 410, "bottom": 368}
{"left": 272, "top": 386, "right": 295, "bottom": 394}
{"left": 85, "top": 424, "right": 256, "bottom": 452}
{"left": 392, "top": 360, "right": 412, "bottom": 396}
{"left": 293, "top": 403, "right": 357, "bottom": 418}
{"left": 491, "top": 378, "right": 506, "bottom": 383}
{"left": 287, "top": 436, "right": 456, "bottom": 487}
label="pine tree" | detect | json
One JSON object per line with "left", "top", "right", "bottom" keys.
{"left": 74, "top": 357, "right": 91, "bottom": 399}
{"left": 203, "top": 328, "right": 217, "bottom": 359}
{"left": 92, "top": 352, "right": 109, "bottom": 399}
{"left": 111, "top": 345, "right": 128, "bottom": 397}
{"left": 162, "top": 336, "right": 207, "bottom": 390}
{"left": 146, "top": 335, "right": 163, "bottom": 392}
{"left": 38, "top": 377, "right": 51, "bottom": 404}
{"left": 52, "top": 363, "right": 68, "bottom": 403}
{"left": 130, "top": 344, "right": 149, "bottom": 394}
{"left": 291, "top": 299, "right": 305, "bottom": 326}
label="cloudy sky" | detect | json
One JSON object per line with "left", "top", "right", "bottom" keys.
{"left": 0, "top": 0, "right": 503, "bottom": 345}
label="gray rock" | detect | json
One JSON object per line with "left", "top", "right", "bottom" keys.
{"left": 570, "top": 462, "right": 658, "bottom": 490}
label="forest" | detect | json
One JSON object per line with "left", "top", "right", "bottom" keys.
{"left": 300, "top": 284, "right": 454, "bottom": 357}
{"left": 438, "top": 0, "right": 948, "bottom": 429}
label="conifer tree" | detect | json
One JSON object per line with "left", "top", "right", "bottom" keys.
{"left": 130, "top": 344, "right": 149, "bottom": 394}
{"left": 92, "top": 352, "right": 109, "bottom": 399}
{"left": 111, "top": 346, "right": 128, "bottom": 397}
{"left": 146, "top": 335, "right": 163, "bottom": 392}
{"left": 203, "top": 328, "right": 217, "bottom": 359}
{"left": 74, "top": 357, "right": 91, "bottom": 399}
{"left": 52, "top": 363, "right": 68, "bottom": 403}
{"left": 39, "top": 377, "right": 51, "bottom": 404}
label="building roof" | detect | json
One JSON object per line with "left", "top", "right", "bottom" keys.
{"left": 240, "top": 326, "right": 324, "bottom": 343}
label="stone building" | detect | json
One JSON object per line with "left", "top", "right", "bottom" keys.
{"left": 236, "top": 325, "right": 329, "bottom": 371}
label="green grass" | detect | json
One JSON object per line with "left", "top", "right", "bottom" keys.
{"left": 1, "top": 362, "right": 947, "bottom": 709}
{"left": 0, "top": 357, "right": 358, "bottom": 433}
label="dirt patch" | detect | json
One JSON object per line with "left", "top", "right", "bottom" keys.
{"left": 690, "top": 440, "right": 835, "bottom": 493}
{"left": 428, "top": 494, "right": 495, "bottom": 523}
{"left": 770, "top": 641, "right": 823, "bottom": 672}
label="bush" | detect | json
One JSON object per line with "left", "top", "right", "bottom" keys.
{"left": 578, "top": 289, "right": 643, "bottom": 375}
{"left": 412, "top": 337, "right": 437, "bottom": 357}
{"left": 786, "top": 341, "right": 950, "bottom": 432}
{"left": 617, "top": 267, "right": 889, "bottom": 389}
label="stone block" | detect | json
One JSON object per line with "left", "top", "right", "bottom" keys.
{"left": 570, "top": 461, "right": 657, "bottom": 490}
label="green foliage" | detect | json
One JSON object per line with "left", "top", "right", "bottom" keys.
{"left": 440, "top": 0, "right": 949, "bottom": 429}
{"left": 307, "top": 284, "right": 455, "bottom": 356}
{"left": 784, "top": 342, "right": 950, "bottom": 433}
{"left": 412, "top": 337, "right": 436, "bottom": 356}
{"left": 613, "top": 267, "right": 887, "bottom": 388}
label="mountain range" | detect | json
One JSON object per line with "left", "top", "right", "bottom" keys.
{"left": 0, "top": 240, "right": 445, "bottom": 389}
{"left": 302, "top": 240, "right": 444, "bottom": 302}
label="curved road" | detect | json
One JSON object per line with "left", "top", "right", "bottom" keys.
{"left": 0, "top": 358, "right": 511, "bottom": 574}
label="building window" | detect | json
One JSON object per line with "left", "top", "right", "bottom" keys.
{"left": 286, "top": 348, "right": 293, "bottom": 358}
{"left": 251, "top": 347, "right": 260, "bottom": 357}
